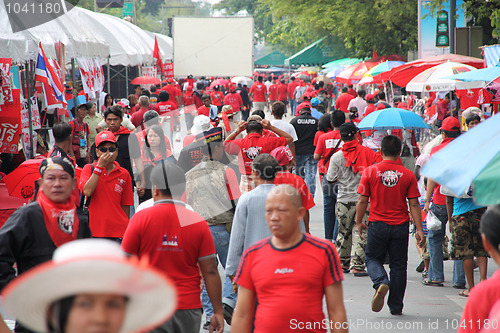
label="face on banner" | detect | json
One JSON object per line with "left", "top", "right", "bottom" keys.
{"left": 0, "top": 89, "right": 21, "bottom": 154}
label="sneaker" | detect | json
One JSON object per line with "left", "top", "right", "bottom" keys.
{"left": 371, "top": 283, "right": 389, "bottom": 312}
{"left": 202, "top": 320, "right": 211, "bottom": 330}
{"left": 223, "top": 303, "right": 234, "bottom": 325}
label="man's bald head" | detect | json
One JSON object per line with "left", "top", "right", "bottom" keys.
{"left": 268, "top": 184, "right": 302, "bottom": 208}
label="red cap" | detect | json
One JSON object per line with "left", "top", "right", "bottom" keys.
{"left": 95, "top": 131, "right": 117, "bottom": 147}
{"left": 376, "top": 103, "right": 386, "bottom": 110}
{"left": 439, "top": 117, "right": 461, "bottom": 132}
{"left": 366, "top": 94, "right": 375, "bottom": 102}
{"left": 167, "top": 78, "right": 175, "bottom": 83}
{"left": 397, "top": 102, "right": 408, "bottom": 110}
{"left": 270, "top": 146, "right": 294, "bottom": 166}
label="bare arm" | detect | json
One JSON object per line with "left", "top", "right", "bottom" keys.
{"left": 356, "top": 195, "right": 369, "bottom": 240}
{"left": 82, "top": 153, "right": 114, "bottom": 196}
{"left": 121, "top": 205, "right": 130, "bottom": 219}
{"left": 313, "top": 153, "right": 321, "bottom": 161}
{"left": 225, "top": 121, "right": 246, "bottom": 142}
{"left": 325, "top": 282, "right": 348, "bottom": 333}
{"left": 230, "top": 286, "right": 256, "bottom": 333}
{"left": 408, "top": 197, "right": 425, "bottom": 247}
{"left": 0, "top": 313, "right": 11, "bottom": 333}
{"left": 261, "top": 119, "right": 293, "bottom": 144}
{"left": 199, "top": 258, "right": 224, "bottom": 333}
{"left": 303, "top": 210, "right": 310, "bottom": 234}
{"left": 446, "top": 195, "right": 454, "bottom": 233}
{"left": 423, "top": 179, "right": 437, "bottom": 213}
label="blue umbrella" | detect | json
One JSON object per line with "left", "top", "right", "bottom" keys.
{"left": 443, "top": 64, "right": 500, "bottom": 83}
{"left": 357, "top": 108, "right": 431, "bottom": 130}
{"left": 421, "top": 114, "right": 500, "bottom": 201}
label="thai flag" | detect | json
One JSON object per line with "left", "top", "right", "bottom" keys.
{"left": 35, "top": 43, "right": 66, "bottom": 109}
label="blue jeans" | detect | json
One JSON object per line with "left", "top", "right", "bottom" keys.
{"left": 201, "top": 225, "right": 237, "bottom": 317}
{"left": 289, "top": 99, "right": 296, "bottom": 115}
{"left": 294, "top": 154, "right": 317, "bottom": 198}
{"left": 322, "top": 177, "right": 338, "bottom": 241}
{"left": 366, "top": 222, "right": 409, "bottom": 314}
{"left": 428, "top": 204, "right": 447, "bottom": 282}
{"left": 453, "top": 260, "right": 466, "bottom": 286}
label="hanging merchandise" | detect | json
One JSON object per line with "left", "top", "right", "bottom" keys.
{"left": 77, "top": 57, "right": 105, "bottom": 100}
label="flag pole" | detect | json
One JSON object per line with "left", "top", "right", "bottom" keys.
{"left": 71, "top": 58, "right": 78, "bottom": 119}
{"left": 25, "top": 60, "right": 35, "bottom": 159}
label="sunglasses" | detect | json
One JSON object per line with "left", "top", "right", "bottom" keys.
{"left": 98, "top": 147, "right": 117, "bottom": 153}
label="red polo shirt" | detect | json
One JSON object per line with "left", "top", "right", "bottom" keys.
{"left": 250, "top": 82, "right": 267, "bottom": 102}
{"left": 155, "top": 101, "right": 179, "bottom": 117}
{"left": 79, "top": 161, "right": 134, "bottom": 237}
{"left": 210, "top": 91, "right": 225, "bottom": 106}
{"left": 314, "top": 130, "right": 342, "bottom": 171}
{"left": 335, "top": 93, "right": 355, "bottom": 112}
{"left": 164, "top": 85, "right": 181, "bottom": 107}
{"left": 275, "top": 171, "right": 315, "bottom": 210}
{"left": 277, "top": 83, "right": 288, "bottom": 101}
{"left": 358, "top": 159, "right": 420, "bottom": 225}
{"left": 287, "top": 81, "right": 299, "bottom": 99}
{"left": 224, "top": 133, "right": 287, "bottom": 174}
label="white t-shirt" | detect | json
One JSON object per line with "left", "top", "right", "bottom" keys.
{"left": 271, "top": 119, "right": 298, "bottom": 142}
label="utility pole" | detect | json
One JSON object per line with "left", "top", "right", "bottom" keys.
{"left": 450, "top": 0, "right": 456, "bottom": 53}
{"left": 132, "top": 0, "right": 137, "bottom": 25}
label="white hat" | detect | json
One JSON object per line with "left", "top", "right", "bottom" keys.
{"left": 191, "top": 115, "right": 213, "bottom": 135}
{"left": 2, "top": 239, "right": 177, "bottom": 333}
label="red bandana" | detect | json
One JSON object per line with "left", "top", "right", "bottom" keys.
{"left": 114, "top": 126, "right": 132, "bottom": 136}
{"left": 342, "top": 140, "right": 381, "bottom": 174}
{"left": 38, "top": 191, "right": 80, "bottom": 247}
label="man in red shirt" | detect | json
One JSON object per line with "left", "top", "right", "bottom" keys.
{"left": 155, "top": 90, "right": 180, "bottom": 142}
{"left": 287, "top": 77, "right": 299, "bottom": 116}
{"left": 249, "top": 76, "right": 268, "bottom": 112}
{"left": 435, "top": 93, "right": 451, "bottom": 129}
{"left": 268, "top": 77, "right": 277, "bottom": 107}
{"left": 163, "top": 78, "right": 182, "bottom": 108}
{"left": 224, "top": 119, "right": 293, "bottom": 192}
{"left": 276, "top": 79, "right": 288, "bottom": 108}
{"left": 223, "top": 83, "right": 243, "bottom": 114}
{"left": 314, "top": 111, "right": 345, "bottom": 241}
{"left": 210, "top": 85, "right": 225, "bottom": 113}
{"left": 197, "top": 94, "right": 218, "bottom": 122}
{"left": 122, "top": 162, "right": 224, "bottom": 333}
{"left": 271, "top": 146, "right": 315, "bottom": 233}
{"left": 363, "top": 94, "right": 377, "bottom": 117}
{"left": 423, "top": 117, "right": 461, "bottom": 287}
{"left": 231, "top": 184, "right": 347, "bottom": 333}
{"left": 335, "top": 87, "right": 355, "bottom": 113}
{"left": 356, "top": 135, "right": 424, "bottom": 315}
{"left": 80, "top": 131, "right": 134, "bottom": 240}
{"left": 130, "top": 95, "right": 150, "bottom": 128}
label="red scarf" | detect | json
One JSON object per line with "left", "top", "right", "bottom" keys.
{"left": 114, "top": 126, "right": 132, "bottom": 136}
{"left": 342, "top": 139, "right": 380, "bottom": 174}
{"left": 38, "top": 191, "right": 80, "bottom": 247}
{"left": 222, "top": 112, "right": 231, "bottom": 132}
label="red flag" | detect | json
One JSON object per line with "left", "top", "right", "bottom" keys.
{"left": 35, "top": 43, "right": 66, "bottom": 109}
{"left": 153, "top": 36, "right": 163, "bottom": 70}
{"left": 372, "top": 49, "right": 378, "bottom": 58}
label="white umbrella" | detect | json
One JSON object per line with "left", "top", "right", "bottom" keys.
{"left": 231, "top": 76, "right": 253, "bottom": 86}
{"left": 406, "top": 61, "right": 482, "bottom": 92}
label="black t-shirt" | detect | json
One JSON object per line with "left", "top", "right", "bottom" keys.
{"left": 290, "top": 113, "right": 318, "bottom": 155}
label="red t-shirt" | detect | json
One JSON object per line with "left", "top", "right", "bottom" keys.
{"left": 165, "top": 85, "right": 181, "bottom": 107}
{"left": 268, "top": 84, "right": 277, "bottom": 100}
{"left": 79, "top": 161, "right": 134, "bottom": 237}
{"left": 429, "top": 138, "right": 453, "bottom": 205}
{"left": 335, "top": 93, "right": 355, "bottom": 112}
{"left": 130, "top": 107, "right": 149, "bottom": 128}
{"left": 313, "top": 130, "right": 328, "bottom": 147}
{"left": 224, "top": 133, "right": 287, "bottom": 174}
{"left": 314, "top": 130, "right": 342, "bottom": 171}
{"left": 437, "top": 99, "right": 449, "bottom": 120}
{"left": 183, "top": 94, "right": 194, "bottom": 107}
{"left": 210, "top": 91, "right": 225, "bottom": 106}
{"left": 364, "top": 104, "right": 377, "bottom": 117}
{"left": 458, "top": 270, "right": 500, "bottom": 333}
{"left": 121, "top": 201, "right": 216, "bottom": 310}
{"left": 197, "top": 105, "right": 210, "bottom": 117}
{"left": 277, "top": 83, "right": 288, "bottom": 101}
{"left": 250, "top": 82, "right": 267, "bottom": 102}
{"left": 275, "top": 171, "right": 315, "bottom": 210}
{"left": 155, "top": 101, "right": 179, "bottom": 117}
{"left": 358, "top": 160, "right": 420, "bottom": 225}
{"left": 223, "top": 92, "right": 243, "bottom": 112}
{"left": 235, "top": 235, "right": 343, "bottom": 333}
{"left": 287, "top": 82, "right": 299, "bottom": 99}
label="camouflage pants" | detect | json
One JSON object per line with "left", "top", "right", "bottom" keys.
{"left": 336, "top": 201, "right": 368, "bottom": 271}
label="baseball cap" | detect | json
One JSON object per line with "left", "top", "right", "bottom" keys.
{"left": 365, "top": 94, "right": 375, "bottom": 102}
{"left": 310, "top": 98, "right": 320, "bottom": 107}
{"left": 339, "top": 122, "right": 358, "bottom": 139}
{"left": 439, "top": 117, "right": 461, "bottom": 132}
{"left": 270, "top": 146, "right": 294, "bottom": 166}
{"left": 168, "top": 78, "right": 175, "bottom": 83}
{"left": 95, "top": 131, "right": 117, "bottom": 147}
{"left": 118, "top": 98, "right": 130, "bottom": 108}
{"left": 76, "top": 102, "right": 89, "bottom": 110}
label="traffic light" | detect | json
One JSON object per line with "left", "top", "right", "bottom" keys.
{"left": 436, "top": 10, "right": 449, "bottom": 47}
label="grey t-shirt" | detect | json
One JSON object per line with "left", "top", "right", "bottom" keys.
{"left": 326, "top": 150, "right": 362, "bottom": 203}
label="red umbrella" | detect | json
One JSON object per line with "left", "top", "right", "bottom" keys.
{"left": 2, "top": 159, "right": 44, "bottom": 200}
{"left": 373, "top": 54, "right": 484, "bottom": 87}
{"left": 0, "top": 183, "right": 28, "bottom": 228}
{"left": 130, "top": 76, "right": 161, "bottom": 85}
{"left": 335, "top": 61, "right": 381, "bottom": 84}
{"left": 209, "top": 78, "right": 228, "bottom": 88}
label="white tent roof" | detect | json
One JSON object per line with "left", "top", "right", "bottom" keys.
{"left": 0, "top": 0, "right": 109, "bottom": 62}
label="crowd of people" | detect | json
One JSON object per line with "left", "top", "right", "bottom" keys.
{"left": 0, "top": 73, "right": 499, "bottom": 333}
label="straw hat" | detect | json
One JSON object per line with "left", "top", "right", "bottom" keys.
{"left": 221, "top": 105, "right": 238, "bottom": 117}
{"left": 2, "top": 239, "right": 177, "bottom": 333}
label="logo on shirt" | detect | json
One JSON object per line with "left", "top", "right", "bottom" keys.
{"left": 378, "top": 170, "right": 403, "bottom": 188}
{"left": 274, "top": 268, "right": 294, "bottom": 274}
{"left": 114, "top": 184, "right": 123, "bottom": 194}
{"left": 118, "top": 178, "right": 125, "bottom": 186}
{"left": 244, "top": 146, "right": 262, "bottom": 160}
{"left": 162, "top": 234, "right": 178, "bottom": 247}
{"left": 296, "top": 119, "right": 316, "bottom": 125}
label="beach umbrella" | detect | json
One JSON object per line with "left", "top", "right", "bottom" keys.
{"left": 131, "top": 76, "right": 161, "bottom": 85}
{"left": 406, "top": 62, "right": 478, "bottom": 92}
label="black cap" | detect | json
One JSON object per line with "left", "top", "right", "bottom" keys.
{"left": 77, "top": 102, "right": 89, "bottom": 110}
{"left": 339, "top": 122, "right": 358, "bottom": 139}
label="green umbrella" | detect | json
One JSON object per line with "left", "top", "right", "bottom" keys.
{"left": 322, "top": 58, "right": 363, "bottom": 68}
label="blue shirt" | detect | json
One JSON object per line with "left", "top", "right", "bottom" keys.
{"left": 453, "top": 197, "right": 484, "bottom": 216}
{"left": 311, "top": 107, "right": 323, "bottom": 120}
